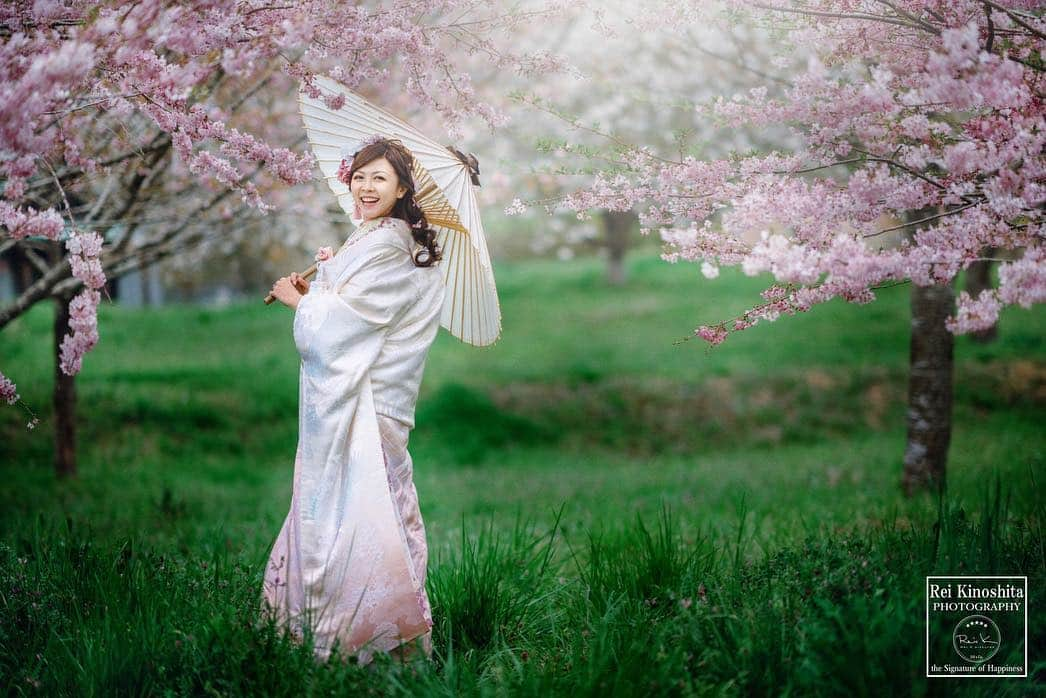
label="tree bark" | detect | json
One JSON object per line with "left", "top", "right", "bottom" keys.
{"left": 600, "top": 210, "right": 636, "bottom": 286}
{"left": 964, "top": 247, "right": 998, "bottom": 343}
{"left": 901, "top": 280, "right": 954, "bottom": 496}
{"left": 1, "top": 245, "right": 39, "bottom": 295}
{"left": 53, "top": 292, "right": 77, "bottom": 478}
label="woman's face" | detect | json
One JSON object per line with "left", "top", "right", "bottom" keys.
{"left": 350, "top": 156, "right": 406, "bottom": 221}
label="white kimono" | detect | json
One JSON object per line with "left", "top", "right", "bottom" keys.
{"left": 261, "top": 216, "right": 444, "bottom": 663}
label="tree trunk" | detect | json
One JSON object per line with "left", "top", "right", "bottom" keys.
{"left": 964, "top": 247, "right": 998, "bottom": 343}
{"left": 105, "top": 275, "right": 119, "bottom": 302}
{"left": 901, "top": 280, "right": 954, "bottom": 496}
{"left": 5, "top": 246, "right": 37, "bottom": 294}
{"left": 142, "top": 266, "right": 155, "bottom": 306}
{"left": 53, "top": 293, "right": 77, "bottom": 478}
{"left": 600, "top": 210, "right": 635, "bottom": 287}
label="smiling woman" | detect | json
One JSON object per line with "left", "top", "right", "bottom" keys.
{"left": 346, "top": 139, "right": 442, "bottom": 268}
{"left": 351, "top": 157, "right": 404, "bottom": 219}
{"left": 263, "top": 137, "right": 445, "bottom": 664}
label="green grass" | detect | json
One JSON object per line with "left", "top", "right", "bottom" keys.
{"left": 0, "top": 250, "right": 1043, "bottom": 694}
{"left": 2, "top": 488, "right": 1040, "bottom": 695}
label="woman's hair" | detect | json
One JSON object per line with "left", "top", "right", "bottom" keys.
{"left": 347, "top": 139, "right": 442, "bottom": 268}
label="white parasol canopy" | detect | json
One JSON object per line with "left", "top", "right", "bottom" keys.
{"left": 298, "top": 76, "right": 501, "bottom": 347}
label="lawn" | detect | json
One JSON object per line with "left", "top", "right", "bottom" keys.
{"left": 1, "top": 250, "right": 1042, "bottom": 695}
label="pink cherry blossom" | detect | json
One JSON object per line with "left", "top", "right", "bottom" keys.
{"left": 59, "top": 289, "right": 102, "bottom": 376}
{"left": 2, "top": 0, "right": 565, "bottom": 415}
{"left": 52, "top": 232, "right": 107, "bottom": 375}
{"left": 947, "top": 290, "right": 1003, "bottom": 334}
{"left": 0, "top": 371, "right": 18, "bottom": 405}
{"left": 998, "top": 246, "right": 1046, "bottom": 309}
{"left": 695, "top": 325, "right": 728, "bottom": 346}
{"left": 555, "top": 1, "right": 1043, "bottom": 346}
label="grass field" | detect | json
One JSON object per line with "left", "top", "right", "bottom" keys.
{"left": 1, "top": 250, "right": 1043, "bottom": 695}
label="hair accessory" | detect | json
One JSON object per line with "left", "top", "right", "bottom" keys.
{"left": 339, "top": 134, "right": 384, "bottom": 160}
{"left": 336, "top": 158, "right": 352, "bottom": 186}
{"left": 336, "top": 134, "right": 390, "bottom": 186}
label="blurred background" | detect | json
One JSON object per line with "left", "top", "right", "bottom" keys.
{"left": 0, "top": 1, "right": 1041, "bottom": 693}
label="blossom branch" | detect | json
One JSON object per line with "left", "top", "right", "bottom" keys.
{"left": 981, "top": 0, "right": 1046, "bottom": 42}
{"left": 863, "top": 202, "right": 980, "bottom": 237}
{"left": 749, "top": 2, "right": 939, "bottom": 34}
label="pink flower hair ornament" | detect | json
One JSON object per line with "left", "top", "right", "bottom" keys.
{"left": 336, "top": 134, "right": 385, "bottom": 186}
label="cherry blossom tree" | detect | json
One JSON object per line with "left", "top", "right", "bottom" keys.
{"left": 547, "top": 1, "right": 1043, "bottom": 494}
{"left": 493, "top": 3, "right": 789, "bottom": 283}
{"left": 0, "top": 0, "right": 559, "bottom": 476}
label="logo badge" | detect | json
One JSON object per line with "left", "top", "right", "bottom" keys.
{"left": 926, "top": 576, "right": 1027, "bottom": 677}
{"left": 952, "top": 614, "right": 1001, "bottom": 663}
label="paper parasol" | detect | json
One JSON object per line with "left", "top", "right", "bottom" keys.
{"left": 298, "top": 76, "right": 501, "bottom": 347}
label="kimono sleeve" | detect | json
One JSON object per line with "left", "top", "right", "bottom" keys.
{"left": 293, "top": 243, "right": 416, "bottom": 400}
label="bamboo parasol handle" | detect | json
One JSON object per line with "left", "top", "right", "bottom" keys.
{"left": 263, "top": 263, "right": 318, "bottom": 305}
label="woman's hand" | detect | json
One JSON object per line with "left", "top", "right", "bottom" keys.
{"left": 290, "top": 272, "right": 310, "bottom": 295}
{"left": 270, "top": 276, "right": 303, "bottom": 309}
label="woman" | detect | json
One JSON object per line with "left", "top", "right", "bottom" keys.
{"left": 263, "top": 137, "right": 444, "bottom": 664}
